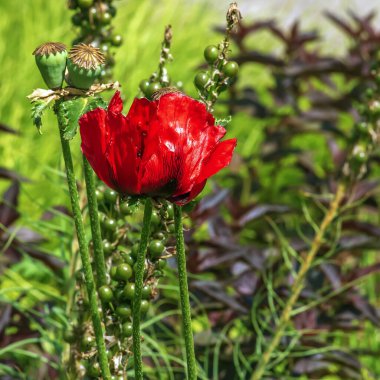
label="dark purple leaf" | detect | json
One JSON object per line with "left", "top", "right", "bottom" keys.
{"left": 237, "top": 204, "right": 290, "bottom": 226}
{"left": 191, "top": 188, "right": 229, "bottom": 221}
{"left": 192, "top": 280, "right": 248, "bottom": 313}
{"left": 0, "top": 182, "right": 20, "bottom": 227}
{"left": 0, "top": 168, "right": 29, "bottom": 182}
{"left": 348, "top": 293, "right": 380, "bottom": 326}
{"left": 0, "top": 123, "right": 18, "bottom": 135}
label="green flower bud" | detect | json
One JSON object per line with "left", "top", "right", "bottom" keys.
{"left": 33, "top": 42, "right": 67, "bottom": 89}
{"left": 66, "top": 43, "right": 105, "bottom": 89}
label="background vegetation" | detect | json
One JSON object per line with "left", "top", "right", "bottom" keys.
{"left": 1, "top": 0, "right": 380, "bottom": 379}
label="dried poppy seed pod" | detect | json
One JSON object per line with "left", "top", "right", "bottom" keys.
{"left": 66, "top": 44, "right": 105, "bottom": 90}
{"left": 33, "top": 42, "right": 67, "bottom": 89}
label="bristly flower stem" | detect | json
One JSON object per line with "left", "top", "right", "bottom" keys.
{"left": 82, "top": 155, "right": 107, "bottom": 288}
{"left": 132, "top": 198, "right": 153, "bottom": 380}
{"left": 58, "top": 129, "right": 111, "bottom": 380}
{"left": 174, "top": 205, "right": 197, "bottom": 380}
{"left": 250, "top": 183, "right": 346, "bottom": 380}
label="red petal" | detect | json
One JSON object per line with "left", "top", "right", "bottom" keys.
{"left": 196, "top": 138, "right": 237, "bottom": 183}
{"left": 108, "top": 91, "right": 123, "bottom": 113}
{"left": 79, "top": 108, "right": 116, "bottom": 190}
{"left": 106, "top": 97, "right": 159, "bottom": 194}
{"left": 140, "top": 93, "right": 227, "bottom": 197}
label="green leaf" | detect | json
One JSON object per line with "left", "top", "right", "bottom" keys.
{"left": 215, "top": 115, "right": 232, "bottom": 127}
{"left": 56, "top": 97, "right": 88, "bottom": 140}
{"left": 31, "top": 100, "right": 50, "bottom": 134}
{"left": 85, "top": 96, "right": 107, "bottom": 113}
{"left": 56, "top": 96, "right": 107, "bottom": 140}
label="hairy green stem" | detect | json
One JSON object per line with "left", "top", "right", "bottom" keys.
{"left": 250, "top": 183, "right": 346, "bottom": 380}
{"left": 58, "top": 130, "right": 111, "bottom": 380}
{"left": 82, "top": 156, "right": 107, "bottom": 288}
{"left": 132, "top": 198, "right": 153, "bottom": 380}
{"left": 174, "top": 205, "right": 197, "bottom": 380}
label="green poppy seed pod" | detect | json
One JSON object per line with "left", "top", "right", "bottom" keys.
{"left": 33, "top": 42, "right": 67, "bottom": 89}
{"left": 66, "top": 44, "right": 105, "bottom": 90}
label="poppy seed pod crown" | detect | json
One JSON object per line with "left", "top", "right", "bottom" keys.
{"left": 33, "top": 42, "right": 67, "bottom": 89}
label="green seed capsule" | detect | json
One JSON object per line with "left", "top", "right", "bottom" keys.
{"left": 108, "top": 6, "right": 117, "bottom": 17}
{"left": 204, "top": 45, "right": 219, "bottom": 64}
{"left": 104, "top": 188, "right": 118, "bottom": 203}
{"left": 98, "top": 285, "right": 114, "bottom": 302}
{"left": 71, "top": 13, "right": 83, "bottom": 26}
{"left": 142, "top": 284, "right": 152, "bottom": 299}
{"left": 222, "top": 61, "right": 239, "bottom": 77}
{"left": 97, "top": 11, "right": 112, "bottom": 25}
{"left": 103, "top": 217, "right": 117, "bottom": 231}
{"left": 146, "top": 82, "right": 161, "bottom": 98}
{"left": 116, "top": 305, "right": 132, "bottom": 319}
{"left": 140, "top": 300, "right": 150, "bottom": 314}
{"left": 352, "top": 145, "right": 367, "bottom": 164}
{"left": 120, "top": 201, "right": 133, "bottom": 215}
{"left": 123, "top": 254, "right": 135, "bottom": 266}
{"left": 139, "top": 79, "right": 151, "bottom": 95}
{"left": 131, "top": 243, "right": 139, "bottom": 259}
{"left": 63, "top": 325, "right": 76, "bottom": 343}
{"left": 95, "top": 189, "right": 104, "bottom": 203}
{"left": 102, "top": 240, "right": 113, "bottom": 256}
{"left": 111, "top": 34, "right": 123, "bottom": 47}
{"left": 33, "top": 42, "right": 67, "bottom": 90}
{"left": 123, "top": 283, "right": 135, "bottom": 299}
{"left": 78, "top": 0, "right": 93, "bottom": 8}
{"left": 122, "top": 322, "right": 133, "bottom": 337}
{"left": 66, "top": 44, "right": 105, "bottom": 90}
{"left": 81, "top": 334, "right": 95, "bottom": 351}
{"left": 165, "top": 203, "right": 174, "bottom": 219}
{"left": 150, "top": 211, "right": 161, "bottom": 229}
{"left": 87, "top": 362, "right": 100, "bottom": 377}
{"left": 149, "top": 240, "right": 165, "bottom": 259}
{"left": 157, "top": 259, "right": 167, "bottom": 270}
{"left": 115, "top": 263, "right": 133, "bottom": 281}
{"left": 194, "top": 71, "right": 210, "bottom": 90}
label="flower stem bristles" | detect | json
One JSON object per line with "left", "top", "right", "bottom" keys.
{"left": 33, "top": 42, "right": 67, "bottom": 90}
{"left": 194, "top": 2, "right": 242, "bottom": 112}
{"left": 56, "top": 121, "right": 111, "bottom": 380}
{"left": 132, "top": 199, "right": 153, "bottom": 380}
{"left": 174, "top": 205, "right": 197, "bottom": 380}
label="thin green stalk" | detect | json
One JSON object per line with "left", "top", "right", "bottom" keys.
{"left": 82, "top": 155, "right": 107, "bottom": 288}
{"left": 174, "top": 205, "right": 197, "bottom": 380}
{"left": 250, "top": 183, "right": 346, "bottom": 380}
{"left": 58, "top": 129, "right": 111, "bottom": 380}
{"left": 132, "top": 198, "right": 153, "bottom": 380}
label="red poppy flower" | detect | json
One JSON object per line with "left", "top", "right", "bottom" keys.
{"left": 79, "top": 91, "right": 236, "bottom": 205}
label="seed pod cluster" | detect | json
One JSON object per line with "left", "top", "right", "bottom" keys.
{"left": 345, "top": 62, "right": 380, "bottom": 179}
{"left": 138, "top": 25, "right": 185, "bottom": 99}
{"left": 194, "top": 43, "right": 239, "bottom": 111}
{"left": 68, "top": 0, "right": 123, "bottom": 81}
{"left": 75, "top": 185, "right": 173, "bottom": 376}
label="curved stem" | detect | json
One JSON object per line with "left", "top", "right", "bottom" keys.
{"left": 250, "top": 183, "right": 346, "bottom": 380}
{"left": 174, "top": 205, "right": 197, "bottom": 380}
{"left": 132, "top": 198, "right": 153, "bottom": 380}
{"left": 59, "top": 130, "right": 111, "bottom": 380}
{"left": 82, "top": 156, "right": 107, "bottom": 288}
